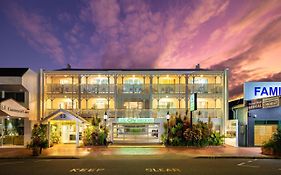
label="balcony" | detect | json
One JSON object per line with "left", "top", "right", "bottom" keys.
{"left": 46, "top": 84, "right": 78, "bottom": 94}
{"left": 153, "top": 84, "right": 186, "bottom": 94}
{"left": 81, "top": 84, "right": 114, "bottom": 94}
{"left": 188, "top": 84, "right": 222, "bottom": 94}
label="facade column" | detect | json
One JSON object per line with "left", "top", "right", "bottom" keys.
{"left": 71, "top": 76, "right": 74, "bottom": 111}
{"left": 47, "top": 121, "right": 51, "bottom": 148}
{"left": 76, "top": 121, "right": 79, "bottom": 147}
{"left": 149, "top": 75, "right": 153, "bottom": 109}
{"left": 107, "top": 75, "right": 110, "bottom": 109}
{"left": 78, "top": 75, "right": 82, "bottom": 111}
{"left": 114, "top": 75, "right": 118, "bottom": 118}
{"left": 185, "top": 75, "right": 189, "bottom": 110}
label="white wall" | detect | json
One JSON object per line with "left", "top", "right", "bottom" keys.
{"left": 22, "top": 69, "right": 39, "bottom": 121}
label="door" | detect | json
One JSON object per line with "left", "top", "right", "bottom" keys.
{"left": 61, "top": 125, "right": 69, "bottom": 143}
{"left": 254, "top": 124, "right": 278, "bottom": 146}
{"left": 112, "top": 124, "right": 160, "bottom": 143}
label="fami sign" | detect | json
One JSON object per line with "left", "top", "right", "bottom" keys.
{"left": 244, "top": 82, "right": 281, "bottom": 101}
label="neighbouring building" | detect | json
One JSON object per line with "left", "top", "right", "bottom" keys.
{"left": 39, "top": 68, "right": 229, "bottom": 145}
{"left": 230, "top": 82, "right": 281, "bottom": 147}
{"left": 0, "top": 68, "right": 38, "bottom": 147}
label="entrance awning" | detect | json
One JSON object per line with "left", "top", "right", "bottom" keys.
{"left": 0, "top": 99, "right": 29, "bottom": 118}
{"left": 41, "top": 109, "right": 90, "bottom": 125}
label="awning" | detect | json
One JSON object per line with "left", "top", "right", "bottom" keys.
{"left": 0, "top": 99, "right": 29, "bottom": 118}
{"left": 41, "top": 109, "right": 90, "bottom": 125}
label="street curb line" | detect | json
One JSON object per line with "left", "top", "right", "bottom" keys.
{"left": 0, "top": 156, "right": 80, "bottom": 159}
{"left": 195, "top": 156, "right": 281, "bottom": 159}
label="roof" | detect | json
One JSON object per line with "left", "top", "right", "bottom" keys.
{"left": 54, "top": 68, "right": 210, "bottom": 72}
{"left": 0, "top": 68, "right": 29, "bottom": 77}
{"left": 41, "top": 109, "right": 90, "bottom": 124}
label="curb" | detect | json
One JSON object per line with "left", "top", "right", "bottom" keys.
{"left": 195, "top": 156, "right": 281, "bottom": 159}
{"left": 0, "top": 156, "right": 80, "bottom": 159}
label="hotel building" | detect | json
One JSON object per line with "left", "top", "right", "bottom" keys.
{"left": 40, "top": 68, "right": 228, "bottom": 144}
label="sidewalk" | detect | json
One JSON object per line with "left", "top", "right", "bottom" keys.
{"left": 0, "top": 144, "right": 276, "bottom": 159}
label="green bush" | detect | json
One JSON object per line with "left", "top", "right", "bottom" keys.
{"left": 162, "top": 116, "right": 224, "bottom": 147}
{"left": 27, "top": 124, "right": 49, "bottom": 156}
{"left": 262, "top": 128, "right": 281, "bottom": 154}
{"left": 208, "top": 132, "right": 224, "bottom": 146}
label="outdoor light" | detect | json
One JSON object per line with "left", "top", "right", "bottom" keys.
{"left": 166, "top": 111, "right": 170, "bottom": 121}
{"left": 104, "top": 112, "right": 108, "bottom": 121}
{"left": 104, "top": 112, "right": 108, "bottom": 130}
{"left": 166, "top": 111, "right": 170, "bottom": 145}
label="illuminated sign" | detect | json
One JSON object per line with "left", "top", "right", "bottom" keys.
{"left": 244, "top": 82, "right": 281, "bottom": 100}
{"left": 117, "top": 118, "right": 154, "bottom": 124}
{"left": 190, "top": 93, "right": 197, "bottom": 111}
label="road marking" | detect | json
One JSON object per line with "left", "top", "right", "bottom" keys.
{"left": 237, "top": 162, "right": 245, "bottom": 166}
{"left": 0, "top": 161, "right": 24, "bottom": 166}
{"left": 237, "top": 161, "right": 259, "bottom": 168}
{"left": 69, "top": 168, "right": 105, "bottom": 173}
{"left": 145, "top": 168, "right": 182, "bottom": 173}
{"left": 278, "top": 168, "right": 281, "bottom": 171}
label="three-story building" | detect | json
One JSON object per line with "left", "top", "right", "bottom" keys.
{"left": 40, "top": 68, "right": 228, "bottom": 144}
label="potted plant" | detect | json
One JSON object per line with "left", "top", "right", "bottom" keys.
{"left": 27, "top": 124, "right": 48, "bottom": 156}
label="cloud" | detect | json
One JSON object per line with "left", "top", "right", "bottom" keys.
{"left": 2, "top": 2, "right": 65, "bottom": 64}
{"left": 211, "top": 15, "right": 281, "bottom": 98}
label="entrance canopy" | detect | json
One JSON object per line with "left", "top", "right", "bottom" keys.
{"left": 41, "top": 109, "right": 89, "bottom": 124}
{"left": 0, "top": 99, "right": 29, "bottom": 118}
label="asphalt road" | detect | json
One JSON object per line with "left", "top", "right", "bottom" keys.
{"left": 0, "top": 157, "right": 280, "bottom": 175}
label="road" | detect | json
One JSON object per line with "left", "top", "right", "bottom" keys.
{"left": 0, "top": 156, "right": 280, "bottom": 175}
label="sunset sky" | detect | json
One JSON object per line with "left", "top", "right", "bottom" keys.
{"left": 0, "top": 0, "right": 281, "bottom": 98}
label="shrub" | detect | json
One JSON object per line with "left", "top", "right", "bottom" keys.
{"left": 262, "top": 128, "right": 281, "bottom": 154}
{"left": 208, "top": 132, "right": 224, "bottom": 146}
{"left": 27, "top": 124, "right": 49, "bottom": 156}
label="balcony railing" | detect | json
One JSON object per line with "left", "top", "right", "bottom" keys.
{"left": 188, "top": 84, "right": 222, "bottom": 94}
{"left": 45, "top": 83, "right": 223, "bottom": 95}
{"left": 46, "top": 84, "right": 78, "bottom": 94}
{"left": 44, "top": 108, "right": 222, "bottom": 119}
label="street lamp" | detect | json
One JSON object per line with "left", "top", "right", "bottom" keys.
{"left": 103, "top": 112, "right": 108, "bottom": 130}
{"left": 166, "top": 111, "right": 170, "bottom": 145}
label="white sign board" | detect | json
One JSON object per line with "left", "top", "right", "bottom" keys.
{"left": 244, "top": 82, "right": 281, "bottom": 101}
{"left": 0, "top": 99, "right": 29, "bottom": 118}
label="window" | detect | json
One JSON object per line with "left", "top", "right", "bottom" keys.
{"left": 3, "top": 92, "right": 25, "bottom": 103}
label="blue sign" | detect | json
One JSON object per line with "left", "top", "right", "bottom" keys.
{"left": 244, "top": 82, "right": 281, "bottom": 100}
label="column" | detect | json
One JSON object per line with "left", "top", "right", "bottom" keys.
{"left": 71, "top": 76, "right": 74, "bottom": 110}
{"left": 47, "top": 121, "right": 51, "bottom": 148}
{"left": 114, "top": 75, "right": 118, "bottom": 118}
{"left": 78, "top": 75, "right": 82, "bottom": 110}
{"left": 76, "top": 121, "right": 79, "bottom": 147}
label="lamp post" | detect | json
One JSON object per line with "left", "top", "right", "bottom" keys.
{"left": 103, "top": 112, "right": 108, "bottom": 145}
{"left": 103, "top": 112, "right": 108, "bottom": 130}
{"left": 166, "top": 111, "right": 170, "bottom": 145}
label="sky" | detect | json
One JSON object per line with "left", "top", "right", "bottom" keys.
{"left": 0, "top": 0, "right": 281, "bottom": 99}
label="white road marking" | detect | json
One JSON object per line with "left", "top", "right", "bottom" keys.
{"left": 247, "top": 160, "right": 252, "bottom": 163}
{"left": 0, "top": 161, "right": 24, "bottom": 166}
{"left": 237, "top": 162, "right": 245, "bottom": 166}
{"left": 278, "top": 168, "right": 281, "bottom": 171}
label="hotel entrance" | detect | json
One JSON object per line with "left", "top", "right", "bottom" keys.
{"left": 41, "top": 109, "right": 89, "bottom": 147}
{"left": 112, "top": 120, "right": 160, "bottom": 144}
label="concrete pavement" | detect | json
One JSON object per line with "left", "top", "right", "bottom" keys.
{"left": 0, "top": 144, "right": 274, "bottom": 159}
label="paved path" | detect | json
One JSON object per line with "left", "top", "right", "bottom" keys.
{"left": 0, "top": 144, "right": 267, "bottom": 158}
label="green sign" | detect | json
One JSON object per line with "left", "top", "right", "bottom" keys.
{"left": 190, "top": 93, "right": 197, "bottom": 111}
{"left": 117, "top": 118, "right": 154, "bottom": 124}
